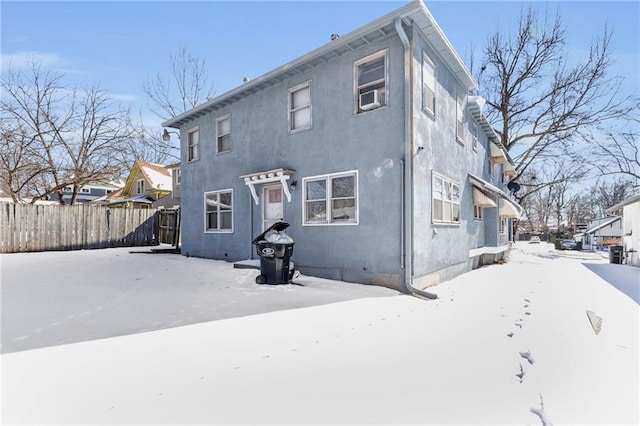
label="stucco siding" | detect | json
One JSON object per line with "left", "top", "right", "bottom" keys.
{"left": 177, "top": 35, "right": 407, "bottom": 288}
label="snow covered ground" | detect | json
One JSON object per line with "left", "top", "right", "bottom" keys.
{"left": 1, "top": 242, "right": 638, "bottom": 425}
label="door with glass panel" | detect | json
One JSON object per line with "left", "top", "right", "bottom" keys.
{"left": 262, "top": 185, "right": 284, "bottom": 231}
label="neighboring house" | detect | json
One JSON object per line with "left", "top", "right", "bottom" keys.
{"left": 99, "top": 160, "right": 173, "bottom": 208}
{"left": 606, "top": 193, "right": 640, "bottom": 267}
{"left": 161, "top": 0, "right": 521, "bottom": 292}
{"left": 49, "top": 180, "right": 124, "bottom": 205}
{"left": 581, "top": 216, "right": 623, "bottom": 251}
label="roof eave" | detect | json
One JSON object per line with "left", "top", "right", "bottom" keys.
{"left": 163, "top": 0, "right": 478, "bottom": 129}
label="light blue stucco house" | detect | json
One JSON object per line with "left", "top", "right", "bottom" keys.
{"left": 162, "top": 0, "right": 521, "bottom": 294}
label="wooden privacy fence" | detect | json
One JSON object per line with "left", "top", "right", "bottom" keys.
{"left": 0, "top": 203, "right": 159, "bottom": 253}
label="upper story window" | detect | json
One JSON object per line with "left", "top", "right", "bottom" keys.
{"left": 63, "top": 186, "right": 72, "bottom": 192}
{"left": 174, "top": 168, "right": 181, "bottom": 186}
{"left": 188, "top": 127, "right": 199, "bottom": 162}
{"left": 216, "top": 115, "right": 231, "bottom": 154}
{"left": 355, "top": 51, "right": 387, "bottom": 113}
{"left": 136, "top": 179, "right": 145, "bottom": 194}
{"left": 204, "top": 189, "right": 233, "bottom": 233}
{"left": 432, "top": 173, "right": 460, "bottom": 224}
{"left": 422, "top": 53, "right": 436, "bottom": 116}
{"left": 80, "top": 187, "right": 91, "bottom": 194}
{"left": 471, "top": 122, "right": 479, "bottom": 152}
{"left": 289, "top": 81, "right": 312, "bottom": 132}
{"left": 456, "top": 96, "right": 465, "bottom": 143}
{"left": 488, "top": 157, "right": 495, "bottom": 178}
{"left": 303, "top": 171, "right": 358, "bottom": 225}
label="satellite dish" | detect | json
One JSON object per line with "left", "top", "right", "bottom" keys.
{"left": 507, "top": 181, "right": 521, "bottom": 193}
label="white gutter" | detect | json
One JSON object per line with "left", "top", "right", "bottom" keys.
{"left": 396, "top": 17, "right": 437, "bottom": 300}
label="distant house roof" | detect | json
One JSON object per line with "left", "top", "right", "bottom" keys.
{"left": 585, "top": 216, "right": 621, "bottom": 235}
{"left": 162, "top": 0, "right": 477, "bottom": 129}
{"left": 123, "top": 160, "right": 172, "bottom": 197}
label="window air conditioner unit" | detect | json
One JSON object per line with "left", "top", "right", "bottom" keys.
{"left": 359, "top": 89, "right": 381, "bottom": 111}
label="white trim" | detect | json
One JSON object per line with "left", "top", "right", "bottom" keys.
{"left": 288, "top": 80, "right": 312, "bottom": 133}
{"left": 187, "top": 126, "right": 199, "bottom": 162}
{"left": 203, "top": 189, "right": 234, "bottom": 233}
{"left": 216, "top": 114, "right": 231, "bottom": 154}
{"left": 432, "top": 172, "right": 460, "bottom": 224}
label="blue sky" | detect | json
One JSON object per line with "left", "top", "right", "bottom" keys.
{"left": 2, "top": 0, "right": 638, "bottom": 130}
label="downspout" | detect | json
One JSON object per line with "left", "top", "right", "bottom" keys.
{"left": 395, "top": 16, "right": 437, "bottom": 300}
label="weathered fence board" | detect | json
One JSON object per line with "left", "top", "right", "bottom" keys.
{"left": 0, "top": 203, "right": 159, "bottom": 253}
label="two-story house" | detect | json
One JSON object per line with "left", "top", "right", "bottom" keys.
{"left": 161, "top": 0, "right": 520, "bottom": 293}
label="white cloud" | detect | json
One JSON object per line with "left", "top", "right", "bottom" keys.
{"left": 109, "top": 93, "right": 138, "bottom": 102}
{"left": 1, "top": 51, "right": 65, "bottom": 71}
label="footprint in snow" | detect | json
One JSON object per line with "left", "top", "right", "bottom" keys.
{"left": 507, "top": 332, "right": 514, "bottom": 338}
{"left": 514, "top": 323, "right": 523, "bottom": 328}
{"left": 520, "top": 350, "right": 535, "bottom": 364}
{"left": 515, "top": 363, "right": 525, "bottom": 383}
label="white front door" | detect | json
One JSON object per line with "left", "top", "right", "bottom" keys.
{"left": 263, "top": 185, "right": 284, "bottom": 231}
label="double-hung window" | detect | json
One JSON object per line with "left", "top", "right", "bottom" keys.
{"left": 289, "top": 82, "right": 312, "bottom": 132}
{"left": 188, "top": 127, "right": 199, "bottom": 162}
{"left": 355, "top": 51, "right": 387, "bottom": 113}
{"left": 136, "top": 179, "right": 145, "bottom": 194}
{"left": 422, "top": 53, "right": 436, "bottom": 115}
{"left": 216, "top": 115, "right": 231, "bottom": 154}
{"left": 471, "top": 122, "right": 479, "bottom": 152}
{"left": 204, "top": 190, "right": 233, "bottom": 232}
{"left": 432, "top": 173, "right": 460, "bottom": 224}
{"left": 303, "top": 171, "right": 358, "bottom": 225}
{"left": 456, "top": 96, "right": 465, "bottom": 143}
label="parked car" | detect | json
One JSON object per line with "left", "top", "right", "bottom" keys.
{"left": 529, "top": 236, "right": 541, "bottom": 244}
{"left": 560, "top": 239, "right": 577, "bottom": 250}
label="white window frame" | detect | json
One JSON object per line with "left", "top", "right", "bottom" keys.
{"left": 471, "top": 122, "right": 479, "bottom": 152}
{"left": 422, "top": 52, "right": 436, "bottom": 116}
{"left": 488, "top": 157, "right": 495, "bottom": 178}
{"left": 499, "top": 216, "right": 507, "bottom": 234}
{"left": 288, "top": 81, "right": 312, "bottom": 133}
{"left": 473, "top": 204, "right": 483, "bottom": 221}
{"left": 136, "top": 179, "right": 145, "bottom": 194}
{"left": 354, "top": 50, "right": 388, "bottom": 114}
{"left": 187, "top": 127, "right": 199, "bottom": 162}
{"left": 432, "top": 173, "right": 461, "bottom": 225}
{"left": 175, "top": 168, "right": 181, "bottom": 186}
{"left": 204, "top": 189, "right": 234, "bottom": 233}
{"left": 216, "top": 115, "right": 231, "bottom": 154}
{"left": 302, "top": 170, "right": 359, "bottom": 226}
{"left": 456, "top": 95, "right": 465, "bottom": 143}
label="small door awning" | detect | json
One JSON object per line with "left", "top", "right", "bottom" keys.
{"left": 239, "top": 168, "right": 295, "bottom": 205}
{"left": 473, "top": 188, "right": 497, "bottom": 208}
{"left": 499, "top": 198, "right": 520, "bottom": 218}
{"left": 490, "top": 143, "right": 508, "bottom": 164}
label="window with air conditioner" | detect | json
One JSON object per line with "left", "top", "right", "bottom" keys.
{"left": 355, "top": 51, "right": 387, "bottom": 113}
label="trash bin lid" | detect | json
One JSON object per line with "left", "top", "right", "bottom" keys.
{"left": 252, "top": 221, "right": 290, "bottom": 244}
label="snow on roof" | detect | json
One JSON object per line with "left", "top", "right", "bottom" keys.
{"left": 140, "top": 162, "right": 172, "bottom": 191}
{"left": 585, "top": 216, "right": 620, "bottom": 235}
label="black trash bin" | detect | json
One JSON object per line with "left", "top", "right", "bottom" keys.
{"left": 252, "top": 222, "right": 295, "bottom": 284}
{"left": 609, "top": 245, "right": 623, "bottom": 264}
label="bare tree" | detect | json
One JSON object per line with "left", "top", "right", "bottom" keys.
{"left": 143, "top": 47, "right": 215, "bottom": 121}
{"left": 0, "top": 61, "right": 135, "bottom": 204}
{"left": 589, "top": 176, "right": 635, "bottom": 216}
{"left": 141, "top": 47, "right": 216, "bottom": 162}
{"left": 583, "top": 116, "right": 640, "bottom": 182}
{"left": 478, "top": 8, "right": 636, "bottom": 182}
